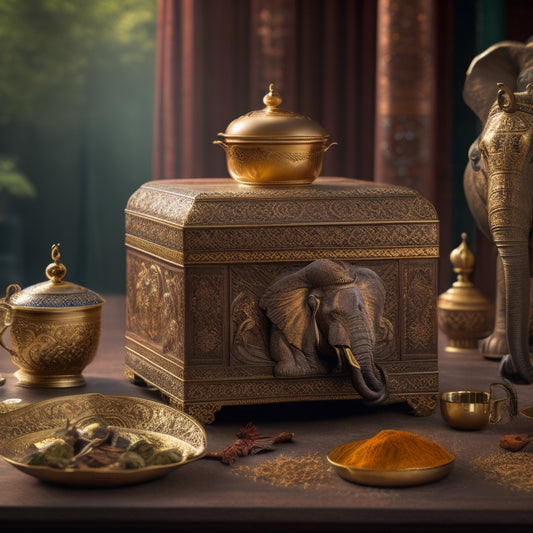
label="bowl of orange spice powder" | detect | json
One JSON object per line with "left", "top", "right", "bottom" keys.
{"left": 327, "top": 429, "right": 455, "bottom": 487}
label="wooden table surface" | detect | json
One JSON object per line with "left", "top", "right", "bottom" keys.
{"left": 1, "top": 294, "right": 533, "bottom": 533}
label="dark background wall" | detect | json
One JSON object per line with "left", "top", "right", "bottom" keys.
{"left": 1, "top": 0, "right": 532, "bottom": 297}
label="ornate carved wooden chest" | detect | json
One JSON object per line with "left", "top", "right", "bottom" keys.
{"left": 124, "top": 177, "right": 439, "bottom": 423}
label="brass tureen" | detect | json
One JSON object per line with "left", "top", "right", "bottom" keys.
{"left": 214, "top": 83, "right": 336, "bottom": 186}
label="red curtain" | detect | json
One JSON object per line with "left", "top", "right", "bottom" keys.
{"left": 152, "top": 0, "right": 378, "bottom": 181}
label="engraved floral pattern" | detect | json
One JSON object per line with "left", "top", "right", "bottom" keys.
{"left": 126, "top": 178, "right": 437, "bottom": 228}
{"left": 403, "top": 262, "right": 437, "bottom": 354}
{"left": 9, "top": 311, "right": 100, "bottom": 377}
{"left": 126, "top": 254, "right": 184, "bottom": 359}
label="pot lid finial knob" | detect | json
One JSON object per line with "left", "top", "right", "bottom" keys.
{"left": 449, "top": 232, "right": 475, "bottom": 283}
{"left": 45, "top": 243, "right": 67, "bottom": 284}
{"left": 263, "top": 83, "right": 282, "bottom": 109}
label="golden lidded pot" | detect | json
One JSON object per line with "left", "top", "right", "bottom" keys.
{"left": 437, "top": 233, "right": 493, "bottom": 353}
{"left": 214, "top": 83, "right": 336, "bottom": 186}
{"left": 0, "top": 243, "right": 104, "bottom": 388}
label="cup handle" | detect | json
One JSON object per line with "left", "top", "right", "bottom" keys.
{"left": 489, "top": 380, "right": 518, "bottom": 423}
{"left": 0, "top": 284, "right": 20, "bottom": 359}
{"left": 0, "top": 302, "right": 15, "bottom": 358}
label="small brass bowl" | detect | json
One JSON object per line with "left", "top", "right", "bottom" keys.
{"left": 0, "top": 244, "right": 104, "bottom": 388}
{"left": 327, "top": 442, "right": 454, "bottom": 487}
{"left": 214, "top": 84, "right": 336, "bottom": 186}
{"left": 440, "top": 390, "right": 492, "bottom": 430}
{"left": 441, "top": 383, "right": 517, "bottom": 430}
{"left": 0, "top": 393, "right": 207, "bottom": 487}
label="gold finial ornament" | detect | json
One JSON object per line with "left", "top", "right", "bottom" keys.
{"left": 46, "top": 243, "right": 67, "bottom": 283}
{"left": 437, "top": 233, "right": 494, "bottom": 353}
{"left": 263, "top": 83, "right": 282, "bottom": 109}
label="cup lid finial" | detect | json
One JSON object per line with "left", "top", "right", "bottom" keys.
{"left": 45, "top": 243, "right": 67, "bottom": 284}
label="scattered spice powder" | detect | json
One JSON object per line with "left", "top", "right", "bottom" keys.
{"left": 235, "top": 453, "right": 332, "bottom": 489}
{"left": 471, "top": 451, "right": 533, "bottom": 492}
{"left": 331, "top": 429, "right": 455, "bottom": 470}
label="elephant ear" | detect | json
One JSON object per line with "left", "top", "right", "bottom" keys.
{"left": 259, "top": 260, "right": 355, "bottom": 353}
{"left": 259, "top": 271, "right": 313, "bottom": 351}
{"left": 464, "top": 40, "right": 533, "bottom": 123}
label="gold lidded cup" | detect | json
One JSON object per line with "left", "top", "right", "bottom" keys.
{"left": 0, "top": 243, "right": 104, "bottom": 388}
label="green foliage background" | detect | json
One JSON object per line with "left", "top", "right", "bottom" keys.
{"left": 0, "top": 0, "right": 156, "bottom": 293}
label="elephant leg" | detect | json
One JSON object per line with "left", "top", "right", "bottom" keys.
{"left": 269, "top": 326, "right": 298, "bottom": 376}
{"left": 479, "top": 253, "right": 508, "bottom": 359}
{"left": 270, "top": 326, "right": 325, "bottom": 377}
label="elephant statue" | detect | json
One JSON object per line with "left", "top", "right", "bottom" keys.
{"left": 463, "top": 39, "right": 533, "bottom": 383}
{"left": 259, "top": 258, "right": 394, "bottom": 405}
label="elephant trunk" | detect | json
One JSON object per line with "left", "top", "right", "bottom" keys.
{"left": 314, "top": 285, "right": 388, "bottom": 404}
{"left": 336, "top": 345, "right": 388, "bottom": 405}
{"left": 345, "top": 311, "right": 387, "bottom": 404}
{"left": 497, "top": 237, "right": 533, "bottom": 383}
{"left": 486, "top": 138, "right": 533, "bottom": 383}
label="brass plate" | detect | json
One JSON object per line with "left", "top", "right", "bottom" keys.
{"left": 0, "top": 393, "right": 207, "bottom": 487}
{"left": 327, "top": 443, "right": 454, "bottom": 488}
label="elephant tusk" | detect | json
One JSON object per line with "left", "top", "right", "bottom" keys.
{"left": 342, "top": 346, "right": 361, "bottom": 370}
{"left": 335, "top": 345, "right": 387, "bottom": 405}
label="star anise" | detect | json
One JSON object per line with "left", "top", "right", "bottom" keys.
{"left": 205, "top": 422, "right": 294, "bottom": 465}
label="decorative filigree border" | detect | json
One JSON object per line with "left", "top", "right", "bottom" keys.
{"left": 126, "top": 234, "right": 438, "bottom": 266}
{"left": 125, "top": 347, "right": 438, "bottom": 423}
